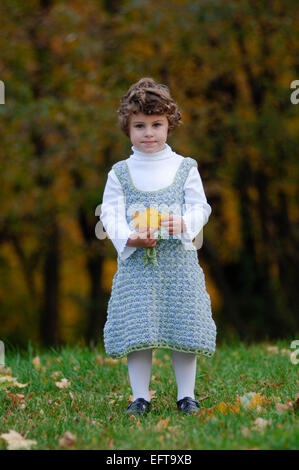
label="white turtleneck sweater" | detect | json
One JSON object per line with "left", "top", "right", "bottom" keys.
{"left": 99, "top": 143, "right": 212, "bottom": 260}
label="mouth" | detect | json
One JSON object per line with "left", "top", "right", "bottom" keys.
{"left": 143, "top": 141, "right": 156, "bottom": 144}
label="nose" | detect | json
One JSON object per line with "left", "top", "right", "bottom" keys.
{"left": 144, "top": 126, "right": 154, "bottom": 137}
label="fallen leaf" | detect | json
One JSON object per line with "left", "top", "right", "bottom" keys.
{"left": 280, "top": 348, "right": 291, "bottom": 356}
{"left": 59, "top": 431, "right": 76, "bottom": 448}
{"left": 96, "top": 355, "right": 121, "bottom": 365}
{"left": 0, "top": 366, "right": 12, "bottom": 375}
{"left": 32, "top": 357, "right": 41, "bottom": 370}
{"left": 241, "top": 426, "right": 251, "bottom": 437}
{"left": 51, "top": 371, "right": 63, "bottom": 379}
{"left": 55, "top": 378, "right": 71, "bottom": 389}
{"left": 249, "top": 393, "right": 268, "bottom": 409}
{"left": 252, "top": 417, "right": 272, "bottom": 432}
{"left": 275, "top": 401, "right": 293, "bottom": 414}
{"left": 107, "top": 438, "right": 114, "bottom": 448}
{"left": 0, "top": 430, "right": 37, "bottom": 450}
{"left": 0, "top": 375, "right": 28, "bottom": 389}
{"left": 215, "top": 401, "right": 240, "bottom": 415}
{"left": 128, "top": 415, "right": 138, "bottom": 422}
{"left": 96, "top": 355, "right": 104, "bottom": 365}
{"left": 155, "top": 417, "right": 170, "bottom": 430}
{"left": 238, "top": 392, "right": 268, "bottom": 411}
{"left": 215, "top": 402, "right": 230, "bottom": 415}
{"left": 5, "top": 391, "right": 25, "bottom": 407}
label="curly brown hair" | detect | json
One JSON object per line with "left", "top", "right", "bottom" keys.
{"left": 117, "top": 77, "right": 183, "bottom": 137}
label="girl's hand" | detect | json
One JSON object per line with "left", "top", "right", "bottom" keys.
{"left": 126, "top": 227, "right": 158, "bottom": 248}
{"left": 160, "top": 215, "right": 186, "bottom": 235}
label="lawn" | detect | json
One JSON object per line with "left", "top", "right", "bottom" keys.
{"left": 0, "top": 339, "right": 298, "bottom": 450}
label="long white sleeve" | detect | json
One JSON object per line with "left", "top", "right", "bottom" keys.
{"left": 180, "top": 166, "right": 212, "bottom": 247}
{"left": 99, "top": 169, "right": 137, "bottom": 260}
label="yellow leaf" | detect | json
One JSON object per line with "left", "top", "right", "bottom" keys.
{"left": 248, "top": 393, "right": 267, "bottom": 409}
{"left": 239, "top": 392, "right": 267, "bottom": 410}
{"left": 0, "top": 375, "right": 28, "bottom": 388}
{"left": 132, "top": 208, "right": 170, "bottom": 230}
{"left": 216, "top": 402, "right": 230, "bottom": 415}
{"left": 215, "top": 401, "right": 239, "bottom": 415}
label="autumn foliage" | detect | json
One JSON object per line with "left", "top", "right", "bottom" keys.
{"left": 0, "top": 0, "right": 298, "bottom": 347}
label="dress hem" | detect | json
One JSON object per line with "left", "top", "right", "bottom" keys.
{"left": 106, "top": 342, "right": 215, "bottom": 359}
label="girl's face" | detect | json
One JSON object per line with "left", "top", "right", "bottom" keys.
{"left": 129, "top": 113, "right": 169, "bottom": 153}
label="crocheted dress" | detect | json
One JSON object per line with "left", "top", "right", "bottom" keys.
{"left": 103, "top": 157, "right": 217, "bottom": 358}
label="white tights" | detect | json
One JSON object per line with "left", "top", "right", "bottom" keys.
{"left": 127, "top": 349, "right": 197, "bottom": 402}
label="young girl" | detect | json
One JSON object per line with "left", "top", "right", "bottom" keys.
{"left": 100, "top": 77, "right": 216, "bottom": 416}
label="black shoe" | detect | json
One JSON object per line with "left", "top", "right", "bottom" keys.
{"left": 177, "top": 396, "right": 200, "bottom": 414}
{"left": 126, "top": 398, "right": 151, "bottom": 416}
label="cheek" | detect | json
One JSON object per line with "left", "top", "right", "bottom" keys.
{"left": 130, "top": 129, "right": 139, "bottom": 141}
{"left": 161, "top": 126, "right": 168, "bottom": 137}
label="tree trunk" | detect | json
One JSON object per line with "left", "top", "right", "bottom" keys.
{"left": 40, "top": 219, "right": 61, "bottom": 346}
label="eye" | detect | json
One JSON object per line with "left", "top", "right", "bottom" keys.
{"left": 135, "top": 124, "right": 143, "bottom": 128}
{"left": 153, "top": 123, "right": 161, "bottom": 127}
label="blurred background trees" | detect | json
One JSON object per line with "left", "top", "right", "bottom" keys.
{"left": 0, "top": 0, "right": 298, "bottom": 349}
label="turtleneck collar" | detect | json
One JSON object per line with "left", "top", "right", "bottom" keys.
{"left": 129, "top": 143, "right": 173, "bottom": 161}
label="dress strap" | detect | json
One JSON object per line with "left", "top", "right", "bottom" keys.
{"left": 176, "top": 157, "right": 198, "bottom": 190}
{"left": 112, "top": 160, "right": 130, "bottom": 191}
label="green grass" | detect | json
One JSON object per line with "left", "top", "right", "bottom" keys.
{"left": 0, "top": 339, "right": 298, "bottom": 450}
